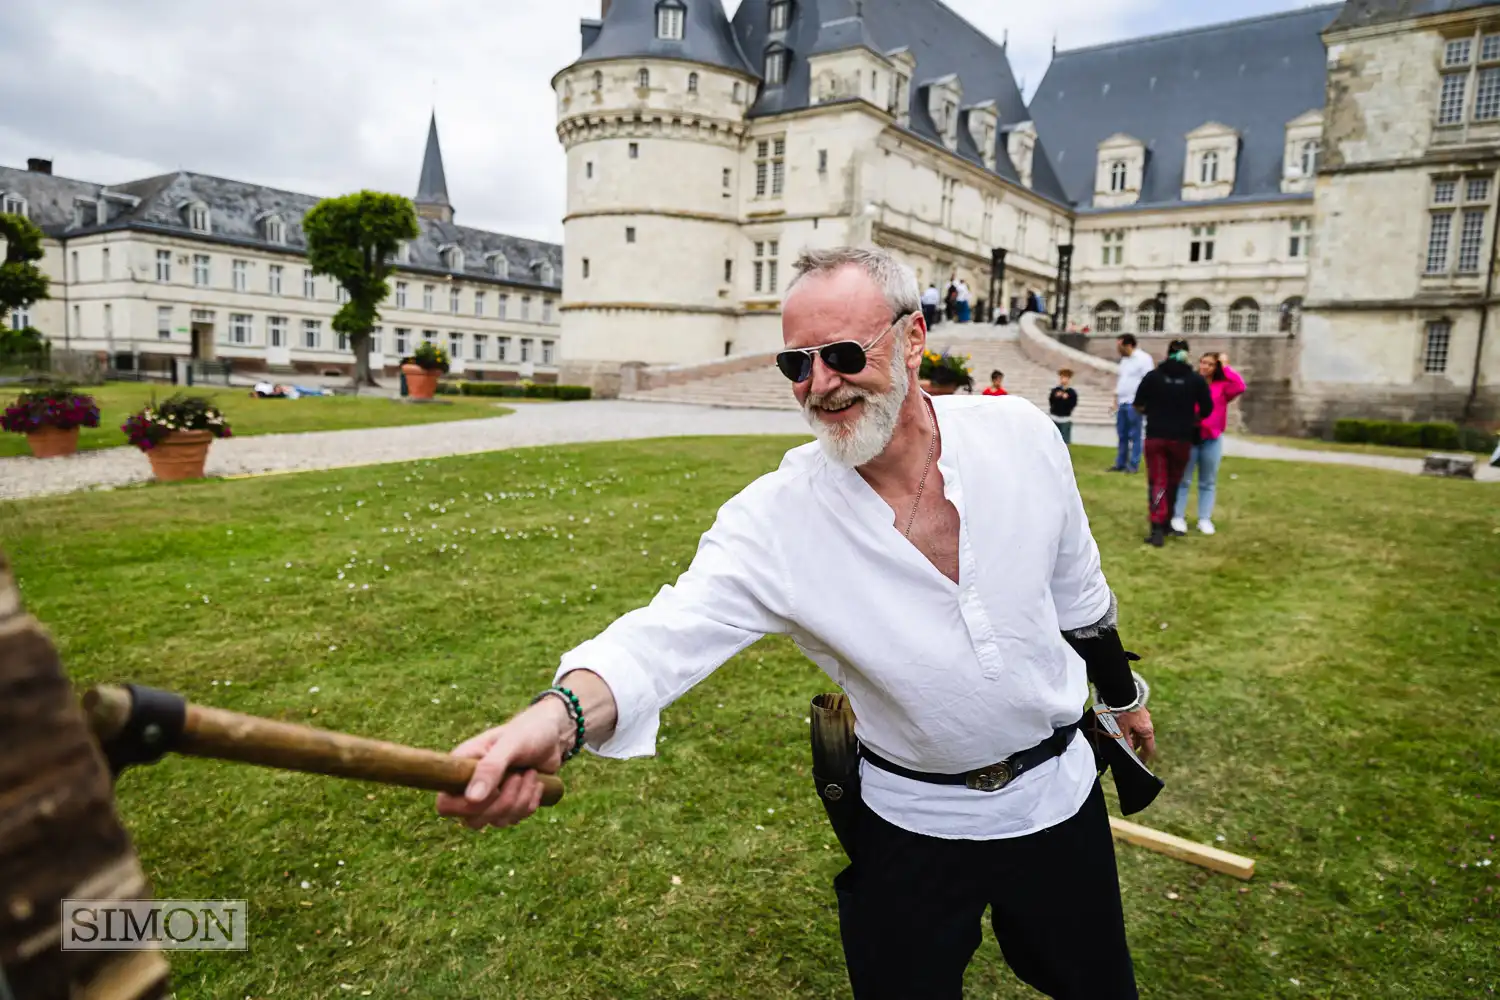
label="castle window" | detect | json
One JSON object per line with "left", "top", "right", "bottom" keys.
{"left": 765, "top": 44, "right": 788, "bottom": 86}
{"left": 1, "top": 193, "right": 25, "bottom": 217}
{"left": 755, "top": 137, "right": 786, "bottom": 197}
{"left": 186, "top": 202, "right": 210, "bottom": 233}
{"left": 491, "top": 254, "right": 509, "bottom": 279}
{"left": 626, "top": 227, "right": 637, "bottom": 243}
{"left": 656, "top": 1, "right": 685, "bottom": 41}
{"left": 1093, "top": 300, "right": 1122, "bottom": 334}
{"left": 1109, "top": 160, "right": 1127, "bottom": 192}
{"left": 1476, "top": 67, "right": 1500, "bottom": 121}
{"left": 1228, "top": 298, "right": 1261, "bottom": 334}
{"left": 583, "top": 258, "right": 591, "bottom": 279}
{"left": 1279, "top": 297, "right": 1303, "bottom": 334}
{"left": 638, "top": 68, "right": 651, "bottom": 89}
{"left": 1182, "top": 299, "right": 1212, "bottom": 333}
{"left": 442, "top": 246, "right": 464, "bottom": 272}
{"left": 733, "top": 82, "right": 743, "bottom": 103}
{"left": 769, "top": 1, "right": 790, "bottom": 32}
{"left": 1439, "top": 72, "right": 1468, "bottom": 125}
{"left": 1199, "top": 151, "right": 1219, "bottom": 184}
{"left": 629, "top": 142, "right": 640, "bottom": 158}
{"left": 262, "top": 214, "right": 285, "bottom": 244}
{"left": 1101, "top": 230, "right": 1125, "bottom": 266}
{"left": 1289, "top": 218, "right": 1311, "bottom": 259}
{"left": 593, "top": 71, "right": 604, "bottom": 92}
{"left": 688, "top": 72, "right": 699, "bottom": 94}
{"left": 1483, "top": 33, "right": 1500, "bottom": 62}
{"left": 537, "top": 261, "right": 555, "bottom": 285}
{"left": 1423, "top": 320, "right": 1451, "bottom": 373}
{"left": 1135, "top": 299, "right": 1160, "bottom": 334}
{"left": 1299, "top": 140, "right": 1320, "bottom": 177}
{"left": 1445, "top": 38, "right": 1472, "bottom": 67}
{"left": 1189, "top": 224, "right": 1216, "bottom": 263}
{"left": 753, "top": 239, "right": 780, "bottom": 294}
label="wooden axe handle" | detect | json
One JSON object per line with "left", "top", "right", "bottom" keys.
{"left": 83, "top": 684, "right": 564, "bottom": 806}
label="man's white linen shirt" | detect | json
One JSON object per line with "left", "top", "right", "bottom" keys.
{"left": 1116, "top": 350, "right": 1155, "bottom": 406}
{"left": 555, "top": 394, "right": 1114, "bottom": 840}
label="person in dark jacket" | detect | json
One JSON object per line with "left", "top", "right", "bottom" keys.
{"left": 1048, "top": 368, "right": 1079, "bottom": 444}
{"left": 1133, "top": 339, "right": 1214, "bottom": 547}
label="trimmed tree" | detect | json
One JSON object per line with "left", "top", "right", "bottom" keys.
{"left": 303, "top": 191, "right": 420, "bottom": 387}
{"left": 0, "top": 213, "right": 52, "bottom": 358}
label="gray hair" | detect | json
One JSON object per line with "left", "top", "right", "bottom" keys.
{"left": 787, "top": 246, "right": 921, "bottom": 318}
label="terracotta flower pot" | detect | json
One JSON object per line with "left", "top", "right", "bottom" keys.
{"left": 147, "top": 430, "right": 215, "bottom": 482}
{"left": 402, "top": 363, "right": 440, "bottom": 400}
{"left": 26, "top": 425, "right": 81, "bottom": 459}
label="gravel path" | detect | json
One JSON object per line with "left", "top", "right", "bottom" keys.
{"left": 2, "top": 400, "right": 1493, "bottom": 502}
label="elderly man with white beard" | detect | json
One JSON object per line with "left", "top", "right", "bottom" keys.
{"left": 437, "top": 246, "right": 1154, "bottom": 1000}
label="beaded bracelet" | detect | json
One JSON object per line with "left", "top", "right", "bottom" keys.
{"left": 532, "top": 685, "right": 586, "bottom": 763}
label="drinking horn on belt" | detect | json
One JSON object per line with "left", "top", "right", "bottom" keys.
{"left": 809, "top": 693, "right": 860, "bottom": 859}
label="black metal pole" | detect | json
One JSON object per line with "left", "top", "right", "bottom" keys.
{"left": 1054, "top": 244, "right": 1074, "bottom": 333}
{"left": 990, "top": 248, "right": 1008, "bottom": 324}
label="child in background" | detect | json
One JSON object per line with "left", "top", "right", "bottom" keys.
{"left": 982, "top": 371, "right": 1008, "bottom": 396}
{"left": 1049, "top": 369, "right": 1079, "bottom": 444}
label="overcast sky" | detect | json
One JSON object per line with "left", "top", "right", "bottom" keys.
{"left": 0, "top": 1, "right": 1323, "bottom": 244}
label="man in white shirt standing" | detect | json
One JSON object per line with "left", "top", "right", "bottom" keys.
{"left": 438, "top": 247, "right": 1156, "bottom": 1000}
{"left": 1111, "top": 333, "right": 1155, "bottom": 474}
{"left": 920, "top": 281, "right": 941, "bottom": 331}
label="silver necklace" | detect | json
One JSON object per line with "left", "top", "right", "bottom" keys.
{"left": 904, "top": 402, "right": 938, "bottom": 539}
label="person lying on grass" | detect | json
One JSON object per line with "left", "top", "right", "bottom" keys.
{"left": 438, "top": 246, "right": 1155, "bottom": 1000}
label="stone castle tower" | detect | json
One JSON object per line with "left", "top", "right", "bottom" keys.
{"left": 553, "top": 0, "right": 760, "bottom": 386}
{"left": 414, "top": 111, "right": 454, "bottom": 224}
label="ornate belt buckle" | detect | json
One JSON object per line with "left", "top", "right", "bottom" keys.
{"left": 966, "top": 761, "right": 1013, "bottom": 792}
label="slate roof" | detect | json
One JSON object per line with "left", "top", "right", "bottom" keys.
{"left": 1327, "top": 0, "right": 1500, "bottom": 32}
{"left": 1028, "top": 4, "right": 1342, "bottom": 211}
{"left": 731, "top": 0, "right": 1069, "bottom": 202}
{"left": 570, "top": 0, "right": 756, "bottom": 76}
{"left": 0, "top": 163, "right": 562, "bottom": 292}
{"left": 415, "top": 112, "right": 452, "bottom": 212}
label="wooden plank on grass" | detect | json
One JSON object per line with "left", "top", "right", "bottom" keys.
{"left": 1109, "top": 817, "right": 1257, "bottom": 881}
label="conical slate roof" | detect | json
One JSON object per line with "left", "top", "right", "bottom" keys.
{"left": 415, "top": 112, "right": 450, "bottom": 211}
{"left": 573, "top": 0, "right": 756, "bottom": 77}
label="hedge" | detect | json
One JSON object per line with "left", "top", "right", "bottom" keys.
{"left": 1333, "top": 418, "right": 1497, "bottom": 453}
{"left": 432, "top": 380, "right": 592, "bottom": 401}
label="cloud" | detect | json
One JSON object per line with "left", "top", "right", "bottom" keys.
{"left": 0, "top": 0, "right": 1318, "bottom": 244}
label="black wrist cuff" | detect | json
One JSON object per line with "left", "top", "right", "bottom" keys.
{"left": 1063, "top": 627, "right": 1137, "bottom": 707}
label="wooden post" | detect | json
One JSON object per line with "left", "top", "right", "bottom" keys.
{"left": 0, "top": 550, "right": 170, "bottom": 1000}
{"left": 1109, "top": 817, "right": 1256, "bottom": 881}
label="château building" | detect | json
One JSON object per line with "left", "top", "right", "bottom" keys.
{"left": 1, "top": 115, "right": 564, "bottom": 381}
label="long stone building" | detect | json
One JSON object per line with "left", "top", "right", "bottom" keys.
{"left": 556, "top": 0, "right": 1500, "bottom": 430}
{"left": 1, "top": 115, "right": 564, "bottom": 381}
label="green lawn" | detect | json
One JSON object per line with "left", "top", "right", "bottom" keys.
{"left": 0, "top": 381, "right": 512, "bottom": 457}
{"left": 1242, "top": 433, "right": 1493, "bottom": 461}
{"left": 3, "top": 441, "right": 1497, "bottom": 999}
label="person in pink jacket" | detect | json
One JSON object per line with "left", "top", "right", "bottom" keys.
{"left": 1172, "top": 352, "right": 1245, "bottom": 536}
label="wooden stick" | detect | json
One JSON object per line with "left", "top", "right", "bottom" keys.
{"left": 83, "top": 684, "right": 564, "bottom": 807}
{"left": 1109, "top": 817, "right": 1256, "bottom": 881}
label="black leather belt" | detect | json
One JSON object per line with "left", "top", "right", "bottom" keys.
{"left": 858, "top": 718, "right": 1082, "bottom": 793}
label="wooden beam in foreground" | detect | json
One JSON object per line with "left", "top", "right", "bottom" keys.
{"left": 1109, "top": 817, "right": 1257, "bottom": 881}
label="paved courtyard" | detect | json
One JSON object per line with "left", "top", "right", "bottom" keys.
{"left": 1, "top": 400, "right": 1493, "bottom": 501}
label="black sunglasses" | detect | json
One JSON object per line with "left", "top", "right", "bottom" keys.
{"left": 775, "top": 314, "right": 909, "bottom": 383}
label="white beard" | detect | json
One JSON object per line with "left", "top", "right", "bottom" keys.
{"left": 802, "top": 350, "right": 910, "bottom": 469}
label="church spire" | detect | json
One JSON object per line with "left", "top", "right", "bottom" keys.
{"left": 415, "top": 111, "right": 453, "bottom": 223}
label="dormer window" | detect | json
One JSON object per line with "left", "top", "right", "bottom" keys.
{"left": 1300, "top": 140, "right": 1319, "bottom": 177}
{"left": 1, "top": 193, "right": 25, "bottom": 217}
{"left": 1200, "top": 151, "right": 1220, "bottom": 184}
{"left": 1109, "top": 161, "right": 1127, "bottom": 192}
{"left": 535, "top": 261, "right": 556, "bottom": 285}
{"left": 442, "top": 246, "right": 465, "bottom": 272}
{"left": 394, "top": 240, "right": 411, "bottom": 264}
{"left": 184, "top": 201, "right": 210, "bottom": 233}
{"left": 261, "top": 214, "right": 285, "bottom": 244}
{"left": 765, "top": 44, "right": 788, "bottom": 86}
{"left": 489, "top": 253, "right": 509, "bottom": 279}
{"left": 770, "top": 1, "right": 790, "bottom": 32}
{"left": 656, "top": 1, "right": 685, "bottom": 41}
{"left": 638, "top": 67, "right": 651, "bottom": 89}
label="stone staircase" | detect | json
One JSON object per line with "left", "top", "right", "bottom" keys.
{"left": 619, "top": 330, "right": 1114, "bottom": 424}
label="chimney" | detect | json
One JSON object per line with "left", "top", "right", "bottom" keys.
{"left": 601, "top": 0, "right": 611, "bottom": 16}
{"left": 27, "top": 158, "right": 53, "bottom": 175}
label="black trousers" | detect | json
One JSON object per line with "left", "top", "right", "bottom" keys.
{"left": 835, "top": 781, "right": 1137, "bottom": 999}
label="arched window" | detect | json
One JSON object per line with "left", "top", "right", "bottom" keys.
{"left": 1093, "top": 300, "right": 1123, "bottom": 334}
{"left": 764, "top": 44, "right": 788, "bottom": 86}
{"left": 183, "top": 201, "right": 210, "bottom": 233}
{"left": 1182, "top": 298, "right": 1212, "bottom": 333}
{"left": 1200, "top": 150, "right": 1220, "bottom": 184}
{"left": 1109, "top": 160, "right": 1127, "bottom": 193}
{"left": 260, "top": 213, "right": 285, "bottom": 244}
{"left": 1228, "top": 297, "right": 1261, "bottom": 334}
{"left": 638, "top": 68, "right": 651, "bottom": 89}
{"left": 442, "top": 246, "right": 465, "bottom": 272}
{"left": 1300, "top": 140, "right": 1319, "bottom": 177}
{"left": 1135, "top": 299, "right": 1158, "bottom": 334}
{"left": 489, "top": 253, "right": 509, "bottom": 279}
{"left": 655, "top": 0, "right": 685, "bottom": 41}
{"left": 688, "top": 72, "right": 699, "bottom": 94}
{"left": 1279, "top": 296, "right": 1303, "bottom": 335}
{"left": 593, "top": 70, "right": 604, "bottom": 93}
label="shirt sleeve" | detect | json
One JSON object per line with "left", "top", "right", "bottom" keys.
{"left": 554, "top": 490, "right": 791, "bottom": 760}
{"left": 1046, "top": 429, "right": 1113, "bottom": 631}
{"left": 1222, "top": 363, "right": 1247, "bottom": 402}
